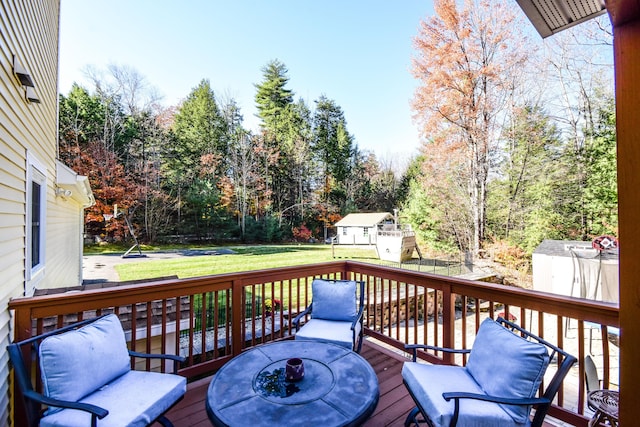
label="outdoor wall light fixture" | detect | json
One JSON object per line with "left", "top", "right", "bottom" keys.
{"left": 12, "top": 55, "right": 35, "bottom": 87}
{"left": 25, "top": 86, "right": 41, "bottom": 103}
{"left": 55, "top": 187, "right": 72, "bottom": 198}
{"left": 13, "top": 54, "right": 40, "bottom": 103}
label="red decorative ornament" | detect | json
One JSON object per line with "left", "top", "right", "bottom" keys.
{"left": 592, "top": 235, "right": 619, "bottom": 251}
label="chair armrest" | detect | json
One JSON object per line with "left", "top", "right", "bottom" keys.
{"left": 404, "top": 344, "right": 471, "bottom": 362}
{"left": 23, "top": 389, "right": 109, "bottom": 419}
{"left": 443, "top": 391, "right": 550, "bottom": 406}
{"left": 350, "top": 303, "right": 365, "bottom": 331}
{"left": 292, "top": 305, "right": 312, "bottom": 331}
{"left": 128, "top": 350, "right": 186, "bottom": 374}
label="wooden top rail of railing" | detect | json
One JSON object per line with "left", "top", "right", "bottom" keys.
{"left": 345, "top": 261, "right": 619, "bottom": 326}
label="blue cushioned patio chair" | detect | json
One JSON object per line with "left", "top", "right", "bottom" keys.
{"left": 8, "top": 314, "right": 187, "bottom": 427}
{"left": 402, "top": 317, "right": 577, "bottom": 427}
{"left": 293, "top": 278, "right": 366, "bottom": 352}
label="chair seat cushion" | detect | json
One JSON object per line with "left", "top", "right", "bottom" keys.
{"left": 295, "top": 318, "right": 359, "bottom": 349}
{"left": 402, "top": 363, "right": 528, "bottom": 427}
{"left": 40, "top": 370, "right": 186, "bottom": 427}
{"left": 39, "top": 314, "right": 131, "bottom": 414}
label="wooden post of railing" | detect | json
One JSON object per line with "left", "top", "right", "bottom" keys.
{"left": 441, "top": 284, "right": 456, "bottom": 365}
{"left": 12, "top": 306, "right": 33, "bottom": 427}
{"left": 231, "top": 279, "right": 244, "bottom": 357}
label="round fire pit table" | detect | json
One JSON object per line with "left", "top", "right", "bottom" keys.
{"left": 206, "top": 341, "right": 379, "bottom": 427}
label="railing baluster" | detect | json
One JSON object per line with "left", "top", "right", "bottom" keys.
{"left": 602, "top": 326, "right": 611, "bottom": 388}
{"left": 188, "top": 295, "right": 195, "bottom": 365}
{"left": 131, "top": 303, "right": 137, "bottom": 362}
{"left": 553, "top": 315, "right": 567, "bottom": 410}
{"left": 461, "top": 295, "right": 468, "bottom": 365}
{"left": 395, "top": 280, "right": 401, "bottom": 340}
{"left": 422, "top": 286, "right": 428, "bottom": 347}
{"left": 200, "top": 292, "right": 207, "bottom": 358}
{"left": 145, "top": 301, "right": 152, "bottom": 370}
{"left": 174, "top": 296, "right": 180, "bottom": 367}
{"left": 161, "top": 299, "right": 167, "bottom": 372}
{"left": 412, "top": 283, "right": 419, "bottom": 345}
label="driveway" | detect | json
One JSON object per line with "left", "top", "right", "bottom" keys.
{"left": 82, "top": 248, "right": 236, "bottom": 283}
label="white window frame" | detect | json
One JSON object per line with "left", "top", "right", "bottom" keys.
{"left": 26, "top": 152, "right": 46, "bottom": 293}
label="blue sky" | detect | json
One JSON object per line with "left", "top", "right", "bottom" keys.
{"left": 59, "top": 1, "right": 435, "bottom": 161}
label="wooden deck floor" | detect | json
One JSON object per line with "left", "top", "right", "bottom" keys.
{"left": 157, "top": 340, "right": 562, "bottom": 427}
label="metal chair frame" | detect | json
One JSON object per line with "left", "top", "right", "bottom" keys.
{"left": 8, "top": 315, "right": 186, "bottom": 427}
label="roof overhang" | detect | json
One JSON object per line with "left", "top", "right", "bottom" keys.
{"left": 516, "top": 0, "right": 608, "bottom": 38}
{"left": 56, "top": 160, "right": 95, "bottom": 208}
{"left": 334, "top": 212, "right": 393, "bottom": 227}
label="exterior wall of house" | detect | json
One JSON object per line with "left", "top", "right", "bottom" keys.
{"left": 0, "top": 0, "right": 61, "bottom": 424}
{"left": 44, "top": 191, "right": 86, "bottom": 289}
{"left": 336, "top": 226, "right": 376, "bottom": 245}
{"left": 532, "top": 253, "right": 574, "bottom": 295}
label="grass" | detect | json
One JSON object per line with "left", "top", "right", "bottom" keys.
{"left": 105, "top": 244, "right": 464, "bottom": 324}
{"left": 114, "top": 244, "right": 381, "bottom": 281}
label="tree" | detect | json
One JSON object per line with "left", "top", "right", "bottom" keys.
{"left": 255, "top": 59, "right": 294, "bottom": 138}
{"left": 412, "top": 0, "right": 529, "bottom": 254}
{"left": 399, "top": 156, "right": 460, "bottom": 253}
{"left": 59, "top": 84, "right": 106, "bottom": 150}
{"left": 61, "top": 140, "right": 141, "bottom": 241}
{"left": 583, "top": 94, "right": 617, "bottom": 237}
{"left": 167, "top": 79, "right": 229, "bottom": 236}
{"left": 254, "top": 60, "right": 297, "bottom": 214}
{"left": 486, "top": 104, "right": 565, "bottom": 253}
{"left": 351, "top": 150, "right": 401, "bottom": 212}
{"left": 313, "top": 95, "right": 354, "bottom": 211}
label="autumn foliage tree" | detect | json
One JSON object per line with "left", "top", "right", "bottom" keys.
{"left": 412, "top": 0, "right": 529, "bottom": 254}
{"left": 61, "top": 141, "right": 140, "bottom": 241}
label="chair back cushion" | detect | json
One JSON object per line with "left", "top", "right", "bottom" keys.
{"left": 465, "top": 318, "right": 550, "bottom": 424}
{"left": 311, "top": 279, "right": 357, "bottom": 321}
{"left": 39, "top": 314, "right": 131, "bottom": 413}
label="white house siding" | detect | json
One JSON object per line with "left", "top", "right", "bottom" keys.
{"left": 1, "top": 0, "right": 61, "bottom": 424}
{"left": 45, "top": 194, "right": 85, "bottom": 289}
{"left": 337, "top": 226, "right": 376, "bottom": 245}
{"left": 333, "top": 213, "right": 393, "bottom": 245}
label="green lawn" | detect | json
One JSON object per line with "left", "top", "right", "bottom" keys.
{"left": 115, "top": 244, "right": 381, "bottom": 281}
{"left": 111, "top": 244, "right": 462, "bottom": 320}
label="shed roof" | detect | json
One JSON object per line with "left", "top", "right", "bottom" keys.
{"left": 533, "top": 239, "right": 619, "bottom": 260}
{"left": 334, "top": 212, "right": 393, "bottom": 227}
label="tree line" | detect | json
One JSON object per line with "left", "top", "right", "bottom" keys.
{"left": 59, "top": 60, "right": 401, "bottom": 244}
{"left": 60, "top": 0, "right": 617, "bottom": 264}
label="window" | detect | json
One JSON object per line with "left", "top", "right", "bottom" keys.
{"left": 363, "top": 227, "right": 369, "bottom": 237}
{"left": 31, "top": 180, "right": 41, "bottom": 267}
{"left": 26, "top": 152, "right": 46, "bottom": 290}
